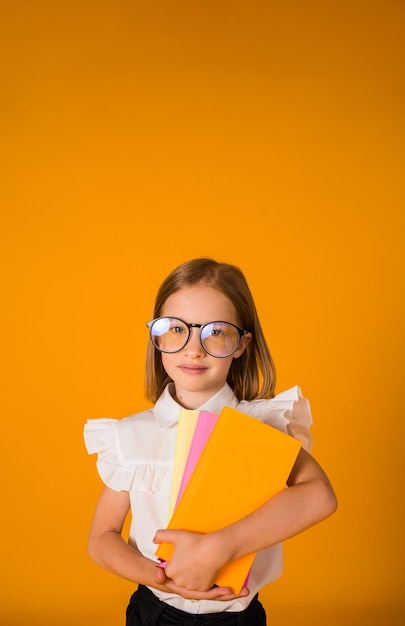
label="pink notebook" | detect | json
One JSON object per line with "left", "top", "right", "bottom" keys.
{"left": 175, "top": 411, "right": 219, "bottom": 508}
{"left": 169, "top": 409, "right": 200, "bottom": 518}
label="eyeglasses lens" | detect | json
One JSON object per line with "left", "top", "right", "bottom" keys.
{"left": 201, "top": 322, "right": 240, "bottom": 357}
{"left": 150, "top": 318, "right": 188, "bottom": 352}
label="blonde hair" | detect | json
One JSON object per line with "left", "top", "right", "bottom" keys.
{"left": 145, "top": 258, "right": 276, "bottom": 403}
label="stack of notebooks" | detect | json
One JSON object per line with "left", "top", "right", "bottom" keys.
{"left": 155, "top": 405, "right": 302, "bottom": 593}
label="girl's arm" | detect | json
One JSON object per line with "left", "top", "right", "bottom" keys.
{"left": 87, "top": 485, "right": 248, "bottom": 601}
{"left": 154, "top": 448, "right": 337, "bottom": 592}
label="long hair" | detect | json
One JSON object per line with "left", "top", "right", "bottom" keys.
{"left": 145, "top": 258, "right": 276, "bottom": 402}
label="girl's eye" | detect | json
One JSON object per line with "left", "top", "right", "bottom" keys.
{"left": 211, "top": 328, "right": 225, "bottom": 337}
{"left": 172, "top": 326, "right": 185, "bottom": 334}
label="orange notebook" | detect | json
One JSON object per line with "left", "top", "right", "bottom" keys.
{"left": 156, "top": 405, "right": 302, "bottom": 593}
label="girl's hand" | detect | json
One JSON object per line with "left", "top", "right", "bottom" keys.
{"left": 153, "top": 528, "right": 249, "bottom": 599}
{"left": 154, "top": 564, "right": 249, "bottom": 601}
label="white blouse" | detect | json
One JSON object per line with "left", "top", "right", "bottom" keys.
{"left": 84, "top": 383, "right": 312, "bottom": 615}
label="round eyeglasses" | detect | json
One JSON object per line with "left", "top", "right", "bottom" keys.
{"left": 146, "top": 317, "right": 249, "bottom": 358}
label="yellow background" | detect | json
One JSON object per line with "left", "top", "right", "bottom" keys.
{"left": 1, "top": 1, "right": 404, "bottom": 624}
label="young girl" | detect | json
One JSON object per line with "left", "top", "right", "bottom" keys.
{"left": 84, "top": 258, "right": 337, "bottom": 625}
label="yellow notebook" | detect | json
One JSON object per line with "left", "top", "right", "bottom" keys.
{"left": 168, "top": 409, "right": 200, "bottom": 518}
{"left": 156, "top": 405, "right": 302, "bottom": 593}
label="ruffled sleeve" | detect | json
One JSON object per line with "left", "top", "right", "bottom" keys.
{"left": 83, "top": 418, "right": 173, "bottom": 494}
{"left": 84, "top": 417, "right": 118, "bottom": 455}
{"left": 238, "top": 386, "right": 313, "bottom": 452}
{"left": 270, "top": 386, "right": 313, "bottom": 452}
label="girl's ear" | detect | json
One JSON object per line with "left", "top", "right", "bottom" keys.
{"left": 233, "top": 332, "right": 252, "bottom": 359}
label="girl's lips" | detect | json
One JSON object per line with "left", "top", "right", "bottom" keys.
{"left": 179, "top": 365, "right": 207, "bottom": 375}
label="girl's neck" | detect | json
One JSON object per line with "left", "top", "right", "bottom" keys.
{"left": 168, "top": 382, "right": 220, "bottom": 410}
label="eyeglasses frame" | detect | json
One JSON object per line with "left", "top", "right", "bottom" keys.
{"left": 146, "top": 317, "right": 249, "bottom": 358}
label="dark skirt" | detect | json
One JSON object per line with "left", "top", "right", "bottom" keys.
{"left": 126, "top": 584, "right": 267, "bottom": 625}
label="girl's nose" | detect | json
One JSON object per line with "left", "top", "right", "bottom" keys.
{"left": 183, "top": 327, "right": 205, "bottom": 356}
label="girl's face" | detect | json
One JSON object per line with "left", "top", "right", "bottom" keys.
{"left": 160, "top": 283, "right": 251, "bottom": 409}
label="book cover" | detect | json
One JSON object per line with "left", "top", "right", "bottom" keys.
{"left": 156, "top": 405, "right": 302, "bottom": 593}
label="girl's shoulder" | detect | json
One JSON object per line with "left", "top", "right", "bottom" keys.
{"left": 236, "top": 386, "right": 313, "bottom": 452}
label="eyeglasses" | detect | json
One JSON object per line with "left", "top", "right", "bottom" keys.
{"left": 146, "top": 317, "right": 249, "bottom": 358}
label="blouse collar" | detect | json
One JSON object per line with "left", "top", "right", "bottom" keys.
{"left": 153, "top": 383, "right": 238, "bottom": 428}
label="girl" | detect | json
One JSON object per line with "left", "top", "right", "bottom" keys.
{"left": 84, "top": 258, "right": 337, "bottom": 625}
